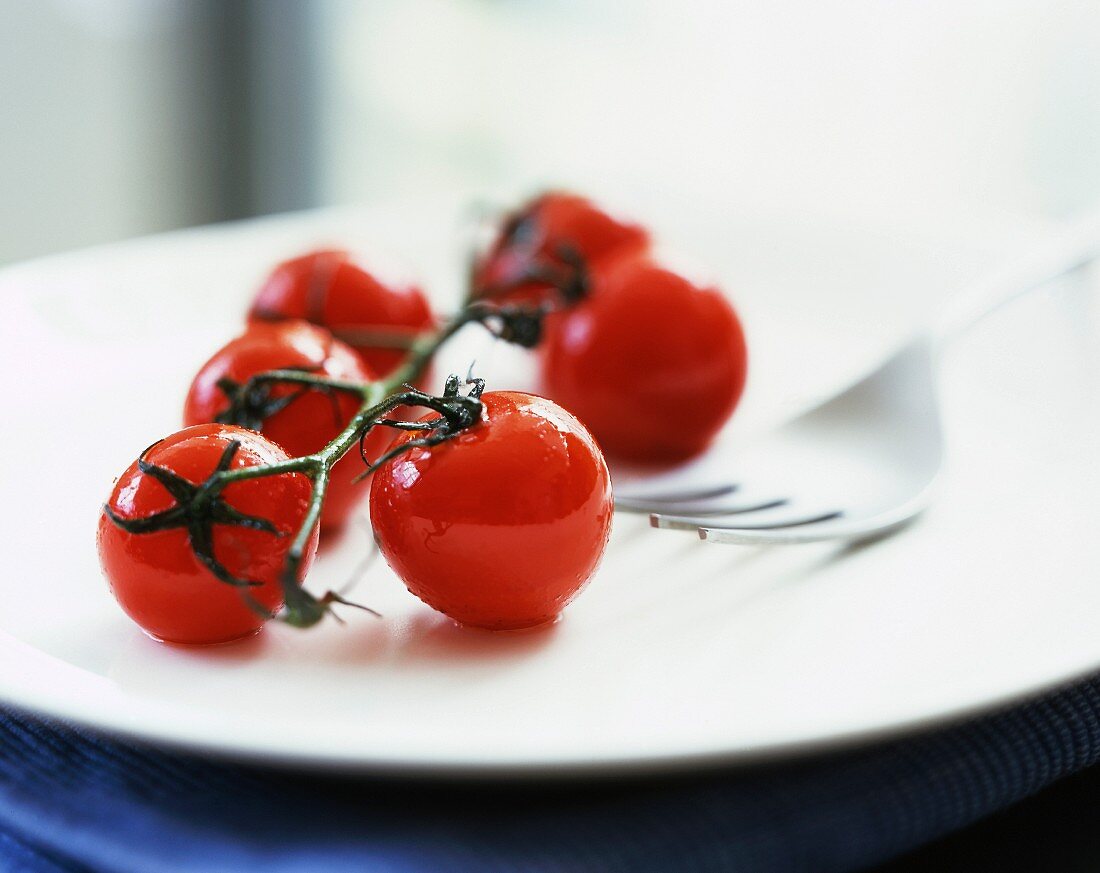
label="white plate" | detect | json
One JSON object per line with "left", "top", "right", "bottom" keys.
{"left": 1, "top": 201, "right": 1097, "bottom": 777}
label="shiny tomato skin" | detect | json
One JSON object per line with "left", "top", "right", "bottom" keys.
{"left": 369, "top": 391, "right": 613, "bottom": 630}
{"left": 248, "top": 249, "right": 436, "bottom": 377}
{"left": 474, "top": 192, "right": 650, "bottom": 303}
{"left": 97, "top": 424, "right": 319, "bottom": 645}
{"left": 184, "top": 320, "right": 386, "bottom": 531}
{"left": 541, "top": 257, "right": 748, "bottom": 463}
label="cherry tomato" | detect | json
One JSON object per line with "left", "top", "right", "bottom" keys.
{"left": 370, "top": 391, "right": 613, "bottom": 630}
{"left": 97, "top": 424, "right": 319, "bottom": 645}
{"left": 474, "top": 192, "right": 650, "bottom": 303}
{"left": 184, "top": 320, "right": 387, "bottom": 531}
{"left": 540, "top": 257, "right": 748, "bottom": 463}
{"left": 248, "top": 249, "right": 436, "bottom": 378}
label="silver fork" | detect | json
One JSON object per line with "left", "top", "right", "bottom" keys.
{"left": 615, "top": 212, "right": 1100, "bottom": 545}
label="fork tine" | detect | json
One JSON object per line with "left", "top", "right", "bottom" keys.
{"left": 693, "top": 511, "right": 848, "bottom": 544}
{"left": 614, "top": 483, "right": 738, "bottom": 511}
{"left": 699, "top": 525, "right": 841, "bottom": 545}
{"left": 646, "top": 497, "right": 789, "bottom": 518}
{"left": 699, "top": 510, "right": 844, "bottom": 532}
{"left": 649, "top": 499, "right": 791, "bottom": 530}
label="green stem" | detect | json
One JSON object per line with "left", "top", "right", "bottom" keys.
{"left": 247, "top": 369, "right": 374, "bottom": 399}
{"left": 194, "top": 454, "right": 320, "bottom": 495}
{"left": 284, "top": 464, "right": 328, "bottom": 585}
{"left": 383, "top": 305, "right": 488, "bottom": 388}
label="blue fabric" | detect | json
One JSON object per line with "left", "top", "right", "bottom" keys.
{"left": 2, "top": 675, "right": 1100, "bottom": 872}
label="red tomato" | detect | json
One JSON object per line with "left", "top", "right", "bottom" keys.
{"left": 248, "top": 249, "right": 436, "bottom": 378}
{"left": 184, "top": 320, "right": 386, "bottom": 531}
{"left": 541, "top": 257, "right": 748, "bottom": 463}
{"left": 474, "top": 192, "right": 650, "bottom": 303}
{"left": 370, "top": 391, "right": 613, "bottom": 630}
{"left": 97, "top": 424, "right": 319, "bottom": 645}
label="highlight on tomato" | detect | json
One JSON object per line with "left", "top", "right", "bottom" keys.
{"left": 369, "top": 390, "right": 613, "bottom": 630}
{"left": 183, "top": 319, "right": 389, "bottom": 531}
{"left": 473, "top": 191, "right": 650, "bottom": 304}
{"left": 539, "top": 256, "right": 748, "bottom": 464}
{"left": 248, "top": 248, "right": 436, "bottom": 378}
{"left": 97, "top": 424, "right": 320, "bottom": 645}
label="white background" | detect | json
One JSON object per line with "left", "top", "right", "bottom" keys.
{"left": 2, "top": 0, "right": 1100, "bottom": 262}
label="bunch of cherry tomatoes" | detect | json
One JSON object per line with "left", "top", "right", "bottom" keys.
{"left": 97, "top": 193, "right": 748, "bottom": 645}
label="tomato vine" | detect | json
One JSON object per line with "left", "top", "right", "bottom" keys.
{"left": 104, "top": 297, "right": 569, "bottom": 628}
{"left": 100, "top": 195, "right": 637, "bottom": 635}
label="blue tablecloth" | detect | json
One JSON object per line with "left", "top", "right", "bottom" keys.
{"left": 3, "top": 674, "right": 1100, "bottom": 872}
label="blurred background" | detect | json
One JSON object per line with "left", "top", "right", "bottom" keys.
{"left": 2, "top": 0, "right": 1099, "bottom": 266}
{"left": 2, "top": 7, "right": 1099, "bottom": 867}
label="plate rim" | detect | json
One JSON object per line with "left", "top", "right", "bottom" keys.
{"left": 2, "top": 205, "right": 1087, "bottom": 779}
{"left": 1, "top": 626, "right": 1095, "bottom": 779}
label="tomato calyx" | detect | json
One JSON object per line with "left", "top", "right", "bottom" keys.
{"left": 469, "top": 202, "right": 598, "bottom": 344}
{"left": 463, "top": 291, "right": 590, "bottom": 352}
{"left": 103, "top": 439, "right": 282, "bottom": 590}
{"left": 474, "top": 239, "right": 590, "bottom": 307}
{"left": 214, "top": 367, "right": 344, "bottom": 432}
{"left": 480, "top": 302, "right": 550, "bottom": 348}
{"left": 355, "top": 374, "right": 486, "bottom": 481}
{"left": 104, "top": 436, "right": 377, "bottom": 630}
{"left": 214, "top": 368, "right": 370, "bottom": 432}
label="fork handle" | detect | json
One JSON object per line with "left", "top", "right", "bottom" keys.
{"left": 935, "top": 207, "right": 1100, "bottom": 344}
